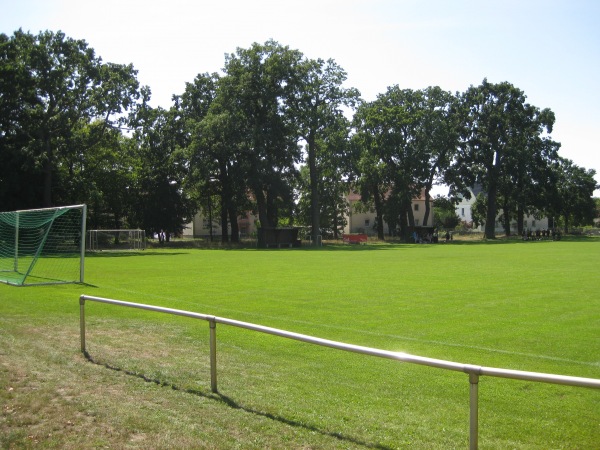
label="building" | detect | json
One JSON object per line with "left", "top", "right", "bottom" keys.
{"left": 183, "top": 210, "right": 257, "bottom": 239}
{"left": 343, "top": 190, "right": 434, "bottom": 236}
{"left": 455, "top": 186, "right": 549, "bottom": 234}
{"left": 184, "top": 189, "right": 435, "bottom": 240}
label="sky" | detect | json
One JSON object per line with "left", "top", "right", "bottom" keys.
{"left": 2, "top": 0, "right": 599, "bottom": 195}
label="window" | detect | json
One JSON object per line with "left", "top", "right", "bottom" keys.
{"left": 415, "top": 219, "right": 420, "bottom": 226}
{"left": 461, "top": 208, "right": 465, "bottom": 217}
{"left": 414, "top": 204, "right": 419, "bottom": 211}
{"left": 364, "top": 219, "right": 370, "bottom": 227}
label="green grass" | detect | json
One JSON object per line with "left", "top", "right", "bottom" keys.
{"left": 1, "top": 237, "right": 599, "bottom": 448}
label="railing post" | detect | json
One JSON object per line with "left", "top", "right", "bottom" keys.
{"left": 79, "top": 295, "right": 86, "bottom": 354}
{"left": 469, "top": 372, "right": 479, "bottom": 450}
{"left": 209, "top": 318, "right": 218, "bottom": 393}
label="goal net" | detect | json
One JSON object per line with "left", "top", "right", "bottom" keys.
{"left": 0, "top": 204, "right": 86, "bottom": 286}
{"left": 87, "top": 229, "right": 146, "bottom": 251}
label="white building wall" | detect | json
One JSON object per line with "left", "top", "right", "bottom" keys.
{"left": 455, "top": 193, "right": 549, "bottom": 233}
{"left": 344, "top": 192, "right": 434, "bottom": 236}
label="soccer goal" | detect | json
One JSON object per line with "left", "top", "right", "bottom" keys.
{"left": 0, "top": 204, "right": 87, "bottom": 286}
{"left": 87, "top": 229, "right": 146, "bottom": 252}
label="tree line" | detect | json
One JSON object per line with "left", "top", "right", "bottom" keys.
{"left": 1, "top": 30, "right": 597, "bottom": 242}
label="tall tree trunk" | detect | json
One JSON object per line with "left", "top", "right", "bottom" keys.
{"left": 503, "top": 209, "right": 511, "bottom": 236}
{"left": 485, "top": 161, "right": 498, "bottom": 239}
{"left": 266, "top": 187, "right": 278, "bottom": 228}
{"left": 373, "top": 188, "right": 385, "bottom": 240}
{"left": 517, "top": 205, "right": 524, "bottom": 236}
{"left": 228, "top": 206, "right": 239, "bottom": 243}
{"left": 398, "top": 202, "right": 409, "bottom": 242}
{"left": 406, "top": 200, "right": 415, "bottom": 228}
{"left": 423, "top": 190, "right": 431, "bottom": 226}
{"left": 220, "top": 196, "right": 228, "bottom": 243}
{"left": 500, "top": 198, "right": 510, "bottom": 236}
{"left": 219, "top": 161, "right": 231, "bottom": 243}
{"left": 484, "top": 185, "right": 497, "bottom": 239}
{"left": 307, "top": 133, "right": 320, "bottom": 246}
{"left": 254, "top": 188, "right": 271, "bottom": 228}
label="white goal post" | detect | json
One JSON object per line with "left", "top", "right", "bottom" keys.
{"left": 87, "top": 229, "right": 146, "bottom": 252}
{"left": 0, "top": 204, "right": 86, "bottom": 286}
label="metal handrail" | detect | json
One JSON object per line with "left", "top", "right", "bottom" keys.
{"left": 79, "top": 295, "right": 600, "bottom": 449}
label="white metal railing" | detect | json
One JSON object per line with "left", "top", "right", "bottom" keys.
{"left": 78, "top": 295, "right": 600, "bottom": 449}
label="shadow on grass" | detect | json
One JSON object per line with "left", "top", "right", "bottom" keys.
{"left": 83, "top": 351, "right": 393, "bottom": 450}
{"left": 86, "top": 251, "right": 189, "bottom": 258}
{"left": 444, "top": 235, "right": 600, "bottom": 245}
{"left": 86, "top": 235, "right": 599, "bottom": 256}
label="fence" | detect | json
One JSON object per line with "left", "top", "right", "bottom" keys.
{"left": 78, "top": 295, "right": 600, "bottom": 449}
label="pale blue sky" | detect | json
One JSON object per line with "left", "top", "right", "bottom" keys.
{"left": 2, "top": 0, "right": 599, "bottom": 194}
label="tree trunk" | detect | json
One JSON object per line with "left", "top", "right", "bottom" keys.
{"left": 219, "top": 161, "right": 231, "bottom": 243}
{"left": 254, "top": 188, "right": 271, "bottom": 228}
{"left": 517, "top": 205, "right": 524, "bottom": 236}
{"left": 228, "top": 206, "right": 239, "bottom": 243}
{"left": 423, "top": 183, "right": 433, "bottom": 227}
{"left": 266, "top": 187, "right": 278, "bottom": 228}
{"left": 407, "top": 200, "right": 415, "bottom": 228}
{"left": 484, "top": 168, "right": 498, "bottom": 239}
{"left": 503, "top": 209, "right": 511, "bottom": 236}
{"left": 220, "top": 196, "right": 228, "bottom": 243}
{"left": 373, "top": 189, "right": 385, "bottom": 240}
{"left": 484, "top": 189, "right": 497, "bottom": 239}
{"left": 307, "top": 133, "right": 321, "bottom": 246}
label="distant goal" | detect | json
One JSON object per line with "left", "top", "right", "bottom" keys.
{"left": 87, "top": 229, "right": 146, "bottom": 251}
{"left": 0, "top": 204, "right": 86, "bottom": 286}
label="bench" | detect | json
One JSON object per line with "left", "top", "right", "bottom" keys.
{"left": 343, "top": 234, "right": 368, "bottom": 244}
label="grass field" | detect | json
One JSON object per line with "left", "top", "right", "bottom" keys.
{"left": 1, "top": 236, "right": 599, "bottom": 449}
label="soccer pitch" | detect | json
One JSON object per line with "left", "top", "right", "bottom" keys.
{"left": 1, "top": 238, "right": 599, "bottom": 448}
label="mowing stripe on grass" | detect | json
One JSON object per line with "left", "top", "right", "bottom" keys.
{"left": 99, "top": 284, "right": 599, "bottom": 369}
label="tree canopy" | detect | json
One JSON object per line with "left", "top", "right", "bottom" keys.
{"left": 0, "top": 29, "right": 140, "bottom": 208}
{"left": 1, "top": 30, "right": 597, "bottom": 239}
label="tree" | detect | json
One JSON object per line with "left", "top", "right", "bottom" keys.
{"left": 416, "top": 87, "right": 461, "bottom": 227}
{"left": 288, "top": 57, "right": 360, "bottom": 244}
{"left": 455, "top": 79, "right": 554, "bottom": 238}
{"left": 0, "top": 29, "right": 140, "bottom": 208}
{"left": 470, "top": 192, "right": 488, "bottom": 230}
{"left": 547, "top": 158, "right": 597, "bottom": 232}
{"left": 128, "top": 90, "right": 196, "bottom": 238}
{"left": 219, "top": 40, "right": 303, "bottom": 229}
{"left": 295, "top": 115, "right": 353, "bottom": 238}
{"left": 433, "top": 195, "right": 461, "bottom": 229}
{"left": 494, "top": 106, "right": 559, "bottom": 236}
{"left": 62, "top": 120, "right": 136, "bottom": 229}
{"left": 353, "top": 87, "right": 429, "bottom": 240}
{"left": 351, "top": 116, "right": 389, "bottom": 240}
{"left": 0, "top": 33, "right": 43, "bottom": 210}
{"left": 179, "top": 72, "right": 244, "bottom": 243}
